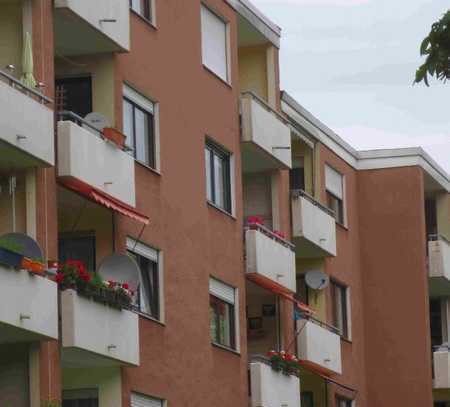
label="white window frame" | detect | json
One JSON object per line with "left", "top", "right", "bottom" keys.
{"left": 130, "top": 0, "right": 156, "bottom": 26}
{"left": 131, "top": 392, "right": 166, "bottom": 407}
{"left": 123, "top": 83, "right": 161, "bottom": 172}
{"left": 127, "top": 237, "right": 165, "bottom": 323}
{"left": 209, "top": 277, "right": 240, "bottom": 352}
{"left": 325, "top": 164, "right": 347, "bottom": 227}
{"left": 200, "top": 4, "right": 231, "bottom": 84}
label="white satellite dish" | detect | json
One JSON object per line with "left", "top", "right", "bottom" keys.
{"left": 305, "top": 270, "right": 329, "bottom": 290}
{"left": 98, "top": 253, "right": 140, "bottom": 292}
{"left": 84, "top": 112, "right": 110, "bottom": 133}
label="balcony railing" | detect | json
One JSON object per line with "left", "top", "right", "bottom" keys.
{"left": 433, "top": 345, "right": 450, "bottom": 389}
{"left": 0, "top": 265, "right": 58, "bottom": 343}
{"left": 57, "top": 111, "right": 136, "bottom": 207}
{"left": 0, "top": 70, "right": 54, "bottom": 167}
{"left": 428, "top": 234, "right": 450, "bottom": 297}
{"left": 61, "top": 289, "right": 139, "bottom": 367}
{"left": 297, "top": 316, "right": 342, "bottom": 375}
{"left": 249, "top": 356, "right": 301, "bottom": 407}
{"left": 291, "top": 189, "right": 337, "bottom": 258}
{"left": 240, "top": 91, "right": 292, "bottom": 172}
{"left": 245, "top": 223, "right": 296, "bottom": 293}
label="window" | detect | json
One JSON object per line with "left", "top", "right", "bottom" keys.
{"left": 301, "top": 392, "right": 314, "bottom": 407}
{"left": 209, "top": 277, "right": 237, "bottom": 350}
{"left": 336, "top": 396, "right": 353, "bottom": 407}
{"left": 56, "top": 77, "right": 92, "bottom": 118}
{"left": 127, "top": 238, "right": 161, "bottom": 321}
{"left": 331, "top": 281, "right": 349, "bottom": 339}
{"left": 131, "top": 392, "right": 164, "bottom": 407}
{"left": 130, "top": 0, "right": 153, "bottom": 22}
{"left": 205, "top": 141, "right": 232, "bottom": 213}
{"left": 62, "top": 390, "right": 98, "bottom": 407}
{"left": 296, "top": 275, "right": 309, "bottom": 305}
{"left": 201, "top": 5, "right": 229, "bottom": 82}
{"left": 325, "top": 165, "right": 345, "bottom": 224}
{"left": 58, "top": 235, "right": 96, "bottom": 272}
{"left": 123, "top": 85, "right": 157, "bottom": 169}
{"left": 290, "top": 157, "right": 305, "bottom": 191}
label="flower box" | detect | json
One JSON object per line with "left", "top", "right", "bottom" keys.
{"left": 103, "top": 127, "right": 126, "bottom": 149}
{"left": 21, "top": 257, "right": 46, "bottom": 275}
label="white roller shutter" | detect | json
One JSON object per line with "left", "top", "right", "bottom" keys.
{"left": 325, "top": 165, "right": 343, "bottom": 199}
{"left": 209, "top": 277, "right": 235, "bottom": 304}
{"left": 201, "top": 5, "right": 228, "bottom": 81}
{"left": 127, "top": 237, "right": 158, "bottom": 262}
{"left": 131, "top": 393, "right": 163, "bottom": 407}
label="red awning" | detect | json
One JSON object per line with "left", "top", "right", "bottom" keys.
{"left": 59, "top": 177, "right": 150, "bottom": 225}
{"left": 246, "top": 273, "right": 314, "bottom": 315}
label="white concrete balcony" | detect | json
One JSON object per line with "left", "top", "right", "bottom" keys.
{"left": 297, "top": 319, "right": 342, "bottom": 375}
{"left": 61, "top": 289, "right": 139, "bottom": 368}
{"left": 428, "top": 236, "right": 450, "bottom": 297}
{"left": 57, "top": 115, "right": 136, "bottom": 207}
{"left": 433, "top": 347, "right": 450, "bottom": 389}
{"left": 0, "top": 266, "right": 58, "bottom": 343}
{"left": 54, "top": 0, "right": 130, "bottom": 56}
{"left": 249, "top": 359, "right": 301, "bottom": 407}
{"left": 245, "top": 224, "right": 296, "bottom": 293}
{"left": 241, "top": 92, "right": 292, "bottom": 173}
{"left": 291, "top": 190, "right": 337, "bottom": 258}
{"left": 0, "top": 71, "right": 54, "bottom": 170}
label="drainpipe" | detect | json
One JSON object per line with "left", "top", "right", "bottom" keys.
{"left": 10, "top": 176, "right": 16, "bottom": 232}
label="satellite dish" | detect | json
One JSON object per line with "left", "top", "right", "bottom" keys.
{"left": 1, "top": 233, "right": 44, "bottom": 260}
{"left": 84, "top": 112, "right": 110, "bottom": 133}
{"left": 305, "top": 270, "right": 329, "bottom": 290}
{"left": 98, "top": 253, "right": 140, "bottom": 292}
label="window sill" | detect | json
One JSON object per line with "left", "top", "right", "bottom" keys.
{"left": 212, "top": 342, "right": 240, "bottom": 356}
{"left": 336, "top": 221, "right": 349, "bottom": 231}
{"left": 340, "top": 336, "right": 352, "bottom": 345}
{"left": 136, "top": 159, "right": 161, "bottom": 176}
{"left": 207, "top": 201, "right": 236, "bottom": 220}
{"left": 202, "top": 65, "right": 232, "bottom": 89}
{"left": 136, "top": 311, "right": 165, "bottom": 327}
{"left": 130, "top": 9, "right": 157, "bottom": 30}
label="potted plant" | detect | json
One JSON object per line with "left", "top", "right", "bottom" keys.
{"left": 103, "top": 127, "right": 126, "bottom": 149}
{"left": 0, "top": 236, "right": 24, "bottom": 268}
{"left": 267, "top": 350, "right": 301, "bottom": 376}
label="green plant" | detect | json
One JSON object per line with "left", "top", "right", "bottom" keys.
{"left": 267, "top": 350, "right": 301, "bottom": 376}
{"left": 415, "top": 9, "right": 450, "bottom": 85}
{"left": 41, "top": 400, "right": 61, "bottom": 407}
{"left": 0, "top": 236, "right": 23, "bottom": 254}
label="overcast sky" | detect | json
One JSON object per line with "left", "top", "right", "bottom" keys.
{"left": 251, "top": 0, "right": 450, "bottom": 173}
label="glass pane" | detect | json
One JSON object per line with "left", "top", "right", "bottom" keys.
{"left": 123, "top": 100, "right": 134, "bottom": 153}
{"left": 135, "top": 108, "right": 150, "bottom": 165}
{"left": 214, "top": 154, "right": 225, "bottom": 208}
{"left": 205, "top": 148, "right": 212, "bottom": 201}
{"left": 130, "top": 0, "right": 141, "bottom": 14}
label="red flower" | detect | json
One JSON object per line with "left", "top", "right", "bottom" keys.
{"left": 247, "top": 215, "right": 264, "bottom": 225}
{"left": 108, "top": 280, "right": 116, "bottom": 288}
{"left": 55, "top": 272, "right": 64, "bottom": 284}
{"left": 273, "top": 230, "right": 286, "bottom": 239}
{"left": 122, "top": 283, "right": 129, "bottom": 290}
{"left": 80, "top": 273, "right": 91, "bottom": 282}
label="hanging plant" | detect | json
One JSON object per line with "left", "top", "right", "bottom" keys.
{"left": 267, "top": 350, "right": 301, "bottom": 376}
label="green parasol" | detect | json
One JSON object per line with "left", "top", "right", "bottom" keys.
{"left": 21, "top": 32, "right": 36, "bottom": 88}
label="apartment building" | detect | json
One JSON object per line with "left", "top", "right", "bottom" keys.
{"left": 0, "top": 1, "right": 449, "bottom": 407}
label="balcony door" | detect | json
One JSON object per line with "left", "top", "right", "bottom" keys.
{"left": 63, "top": 389, "right": 98, "bottom": 407}
{"left": 58, "top": 235, "right": 96, "bottom": 272}
{"left": 56, "top": 76, "right": 93, "bottom": 119}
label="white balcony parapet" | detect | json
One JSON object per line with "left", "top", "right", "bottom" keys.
{"left": 0, "top": 70, "right": 54, "bottom": 168}
{"left": 250, "top": 358, "right": 301, "bottom": 407}
{"left": 291, "top": 190, "right": 337, "bottom": 258}
{"left": 429, "top": 236, "right": 450, "bottom": 280}
{"left": 57, "top": 114, "right": 136, "bottom": 207}
{"left": 241, "top": 92, "right": 292, "bottom": 172}
{"left": 54, "top": 0, "right": 130, "bottom": 55}
{"left": 61, "top": 289, "right": 139, "bottom": 367}
{"left": 297, "top": 318, "right": 342, "bottom": 375}
{"left": 0, "top": 267, "right": 58, "bottom": 343}
{"left": 245, "top": 224, "right": 296, "bottom": 293}
{"left": 433, "top": 347, "right": 450, "bottom": 389}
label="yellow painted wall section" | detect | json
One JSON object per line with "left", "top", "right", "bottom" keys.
{"left": 292, "top": 139, "right": 315, "bottom": 197}
{"left": 436, "top": 192, "right": 450, "bottom": 240}
{"left": 297, "top": 258, "right": 327, "bottom": 322}
{"left": 238, "top": 45, "right": 268, "bottom": 102}
{"left": 55, "top": 54, "right": 115, "bottom": 126}
{"left": 0, "top": 2, "right": 22, "bottom": 78}
{"left": 0, "top": 175, "right": 27, "bottom": 235}
{"left": 300, "top": 371, "right": 328, "bottom": 407}
{"left": 57, "top": 188, "right": 114, "bottom": 268}
{"left": 63, "top": 367, "right": 122, "bottom": 407}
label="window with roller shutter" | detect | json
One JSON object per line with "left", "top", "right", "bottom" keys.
{"left": 131, "top": 392, "right": 164, "bottom": 407}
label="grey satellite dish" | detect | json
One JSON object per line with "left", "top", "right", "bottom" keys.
{"left": 305, "top": 270, "right": 329, "bottom": 290}
{"left": 98, "top": 253, "right": 140, "bottom": 292}
{"left": 84, "top": 112, "right": 110, "bottom": 133}
{"left": 1, "top": 233, "right": 44, "bottom": 260}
